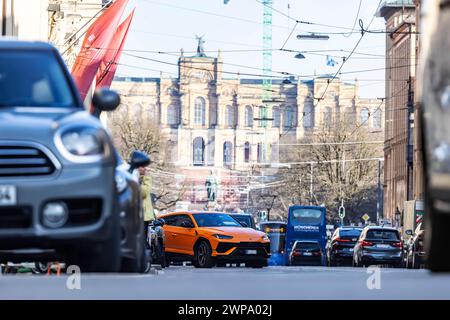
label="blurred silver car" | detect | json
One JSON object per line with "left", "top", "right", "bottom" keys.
{"left": 0, "top": 40, "right": 122, "bottom": 272}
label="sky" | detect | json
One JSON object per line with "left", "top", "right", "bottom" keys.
{"left": 117, "top": 0, "right": 387, "bottom": 98}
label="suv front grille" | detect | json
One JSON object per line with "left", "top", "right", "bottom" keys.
{"left": 0, "top": 146, "right": 56, "bottom": 177}
{"left": 216, "top": 242, "right": 270, "bottom": 254}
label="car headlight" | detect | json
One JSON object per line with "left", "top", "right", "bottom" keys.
{"left": 262, "top": 234, "right": 270, "bottom": 241}
{"left": 213, "top": 234, "right": 233, "bottom": 240}
{"left": 60, "top": 127, "right": 103, "bottom": 156}
{"left": 115, "top": 170, "right": 127, "bottom": 193}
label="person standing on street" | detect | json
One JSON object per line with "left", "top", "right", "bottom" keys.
{"left": 138, "top": 167, "right": 155, "bottom": 241}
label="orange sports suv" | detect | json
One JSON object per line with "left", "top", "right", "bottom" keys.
{"left": 160, "top": 211, "right": 270, "bottom": 268}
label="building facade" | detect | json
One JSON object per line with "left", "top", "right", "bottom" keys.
{"left": 378, "top": 0, "right": 417, "bottom": 222}
{"left": 110, "top": 49, "right": 385, "bottom": 210}
{"left": 1, "top": 0, "right": 105, "bottom": 67}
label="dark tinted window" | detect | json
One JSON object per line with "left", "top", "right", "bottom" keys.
{"left": 339, "top": 229, "right": 362, "bottom": 238}
{"left": 366, "top": 230, "right": 399, "bottom": 241}
{"left": 290, "top": 208, "right": 323, "bottom": 225}
{"left": 193, "top": 214, "right": 241, "bottom": 227}
{"left": 294, "top": 242, "right": 320, "bottom": 250}
{"left": 0, "top": 50, "right": 75, "bottom": 107}
{"left": 230, "top": 215, "right": 253, "bottom": 228}
{"left": 164, "top": 215, "right": 179, "bottom": 226}
{"left": 176, "top": 215, "right": 194, "bottom": 228}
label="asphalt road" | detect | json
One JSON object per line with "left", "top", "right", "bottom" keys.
{"left": 1, "top": 266, "right": 449, "bottom": 300}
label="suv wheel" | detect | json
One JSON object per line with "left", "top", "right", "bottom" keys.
{"left": 70, "top": 201, "right": 121, "bottom": 273}
{"left": 193, "top": 240, "right": 215, "bottom": 268}
{"left": 425, "top": 200, "right": 450, "bottom": 271}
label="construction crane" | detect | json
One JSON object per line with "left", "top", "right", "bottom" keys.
{"left": 223, "top": 0, "right": 273, "bottom": 163}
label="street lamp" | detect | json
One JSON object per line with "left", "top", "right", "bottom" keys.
{"left": 294, "top": 53, "right": 306, "bottom": 59}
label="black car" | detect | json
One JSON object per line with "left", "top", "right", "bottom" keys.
{"left": 147, "top": 218, "right": 167, "bottom": 268}
{"left": 405, "top": 223, "right": 426, "bottom": 269}
{"left": 289, "top": 241, "right": 323, "bottom": 266}
{"left": 229, "top": 213, "right": 256, "bottom": 229}
{"left": 327, "top": 227, "right": 362, "bottom": 266}
{"left": 115, "top": 151, "right": 150, "bottom": 273}
{"left": 353, "top": 226, "right": 403, "bottom": 268}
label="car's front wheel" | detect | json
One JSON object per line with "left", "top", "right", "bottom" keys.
{"left": 193, "top": 240, "right": 215, "bottom": 268}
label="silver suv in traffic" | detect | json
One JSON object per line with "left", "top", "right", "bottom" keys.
{"left": 0, "top": 40, "right": 122, "bottom": 272}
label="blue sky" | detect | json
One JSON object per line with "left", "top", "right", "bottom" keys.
{"left": 117, "top": 0, "right": 387, "bottom": 98}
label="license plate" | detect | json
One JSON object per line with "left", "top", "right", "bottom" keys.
{"left": 246, "top": 250, "right": 257, "bottom": 255}
{"left": 377, "top": 244, "right": 390, "bottom": 249}
{"left": 303, "top": 252, "right": 313, "bottom": 256}
{"left": 0, "top": 185, "right": 16, "bottom": 206}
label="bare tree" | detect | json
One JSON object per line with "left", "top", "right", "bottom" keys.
{"left": 108, "top": 109, "right": 185, "bottom": 212}
{"left": 277, "top": 119, "right": 383, "bottom": 223}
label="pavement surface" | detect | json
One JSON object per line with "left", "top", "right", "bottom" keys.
{"left": 1, "top": 266, "right": 449, "bottom": 300}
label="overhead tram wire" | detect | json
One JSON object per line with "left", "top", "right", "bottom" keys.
{"left": 342, "top": 0, "right": 362, "bottom": 38}
{"left": 289, "top": 0, "right": 383, "bottom": 137}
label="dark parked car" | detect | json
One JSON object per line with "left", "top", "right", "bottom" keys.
{"left": 0, "top": 40, "right": 121, "bottom": 272}
{"left": 327, "top": 227, "right": 362, "bottom": 266}
{"left": 116, "top": 151, "right": 151, "bottom": 273}
{"left": 289, "top": 240, "right": 323, "bottom": 266}
{"left": 353, "top": 226, "right": 403, "bottom": 268}
{"left": 147, "top": 218, "right": 167, "bottom": 268}
{"left": 229, "top": 213, "right": 256, "bottom": 229}
{"left": 405, "top": 223, "right": 426, "bottom": 269}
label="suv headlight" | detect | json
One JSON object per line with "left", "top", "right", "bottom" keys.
{"left": 115, "top": 170, "right": 127, "bottom": 193}
{"left": 213, "top": 234, "right": 233, "bottom": 240}
{"left": 61, "top": 127, "right": 103, "bottom": 156}
{"left": 55, "top": 126, "right": 107, "bottom": 163}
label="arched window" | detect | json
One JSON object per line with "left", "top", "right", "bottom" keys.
{"left": 344, "top": 107, "right": 355, "bottom": 127}
{"left": 360, "top": 107, "right": 370, "bottom": 126}
{"left": 245, "top": 105, "right": 253, "bottom": 127}
{"left": 223, "top": 141, "right": 233, "bottom": 166}
{"left": 272, "top": 106, "right": 280, "bottom": 127}
{"left": 194, "top": 97, "right": 206, "bottom": 125}
{"left": 303, "top": 103, "right": 314, "bottom": 128}
{"left": 373, "top": 108, "right": 382, "bottom": 129}
{"left": 148, "top": 104, "right": 156, "bottom": 121}
{"left": 323, "top": 106, "right": 332, "bottom": 127}
{"left": 133, "top": 104, "right": 142, "bottom": 119}
{"left": 257, "top": 143, "right": 265, "bottom": 163}
{"left": 226, "top": 105, "right": 236, "bottom": 127}
{"left": 244, "top": 142, "right": 251, "bottom": 163}
{"left": 167, "top": 104, "right": 179, "bottom": 126}
{"left": 284, "top": 106, "right": 295, "bottom": 127}
{"left": 193, "top": 137, "right": 205, "bottom": 166}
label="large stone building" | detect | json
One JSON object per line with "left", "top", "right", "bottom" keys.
{"left": 378, "top": 0, "right": 419, "bottom": 224}
{"left": 110, "top": 46, "right": 385, "bottom": 211}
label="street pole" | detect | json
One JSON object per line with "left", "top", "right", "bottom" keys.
{"left": 377, "top": 159, "right": 381, "bottom": 224}
{"left": 310, "top": 162, "right": 313, "bottom": 205}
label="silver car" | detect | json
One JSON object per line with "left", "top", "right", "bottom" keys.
{"left": 0, "top": 40, "right": 122, "bottom": 272}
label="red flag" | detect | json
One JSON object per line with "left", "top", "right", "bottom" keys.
{"left": 96, "top": 9, "right": 135, "bottom": 89}
{"left": 71, "top": 0, "right": 129, "bottom": 101}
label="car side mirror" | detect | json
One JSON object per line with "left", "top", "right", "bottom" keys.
{"left": 405, "top": 229, "right": 413, "bottom": 236}
{"left": 129, "top": 150, "right": 150, "bottom": 173}
{"left": 92, "top": 88, "right": 120, "bottom": 112}
{"left": 154, "top": 219, "right": 165, "bottom": 227}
